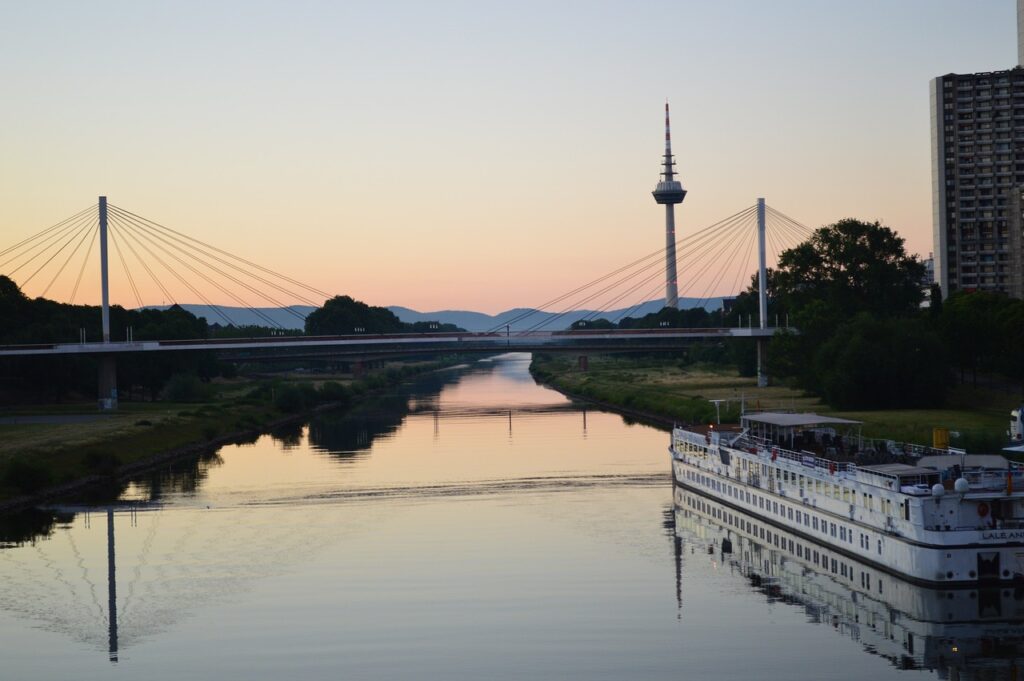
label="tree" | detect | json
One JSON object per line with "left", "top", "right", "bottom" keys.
{"left": 570, "top": 318, "right": 615, "bottom": 330}
{"left": 760, "top": 219, "right": 935, "bottom": 404}
{"left": 939, "top": 292, "right": 1003, "bottom": 384}
{"left": 305, "top": 295, "right": 405, "bottom": 335}
{"left": 773, "top": 219, "right": 925, "bottom": 325}
{"left": 814, "top": 315, "right": 947, "bottom": 409}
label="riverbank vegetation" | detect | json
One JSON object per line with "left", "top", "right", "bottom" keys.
{"left": 0, "top": 274, "right": 474, "bottom": 504}
{"left": 530, "top": 354, "right": 1014, "bottom": 453}
{"left": 550, "top": 218, "right": 1024, "bottom": 415}
{"left": 532, "top": 217, "right": 1022, "bottom": 452}
{"left": 0, "top": 360, "right": 455, "bottom": 503}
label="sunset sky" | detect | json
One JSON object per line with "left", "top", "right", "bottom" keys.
{"left": 0, "top": 1, "right": 1016, "bottom": 314}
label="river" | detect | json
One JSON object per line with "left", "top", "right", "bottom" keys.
{"left": 0, "top": 354, "right": 1017, "bottom": 680}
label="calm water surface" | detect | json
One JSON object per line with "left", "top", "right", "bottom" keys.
{"left": 0, "top": 354, "right": 1016, "bottom": 679}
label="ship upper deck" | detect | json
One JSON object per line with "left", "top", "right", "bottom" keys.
{"left": 674, "top": 412, "right": 1024, "bottom": 495}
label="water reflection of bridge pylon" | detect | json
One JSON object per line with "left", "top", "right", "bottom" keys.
{"left": 40, "top": 501, "right": 160, "bottom": 663}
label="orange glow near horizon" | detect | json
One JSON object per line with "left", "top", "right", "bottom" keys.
{"left": 0, "top": 2, "right": 1012, "bottom": 315}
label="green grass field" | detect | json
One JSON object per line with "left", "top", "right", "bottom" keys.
{"left": 531, "top": 354, "right": 1018, "bottom": 452}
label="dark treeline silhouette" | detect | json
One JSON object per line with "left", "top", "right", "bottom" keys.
{"left": 723, "top": 219, "right": 1024, "bottom": 409}
{"left": 0, "top": 274, "right": 226, "bottom": 402}
{"left": 0, "top": 278, "right": 465, "bottom": 403}
{"left": 305, "top": 295, "right": 462, "bottom": 335}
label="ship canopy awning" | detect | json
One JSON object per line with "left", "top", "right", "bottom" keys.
{"left": 740, "top": 412, "right": 862, "bottom": 451}
{"left": 741, "top": 413, "right": 862, "bottom": 428}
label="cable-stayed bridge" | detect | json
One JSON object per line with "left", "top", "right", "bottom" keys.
{"left": 0, "top": 196, "right": 813, "bottom": 405}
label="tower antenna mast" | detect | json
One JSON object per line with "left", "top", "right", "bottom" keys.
{"left": 651, "top": 102, "right": 687, "bottom": 309}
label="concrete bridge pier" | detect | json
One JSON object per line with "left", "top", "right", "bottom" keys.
{"left": 577, "top": 355, "right": 589, "bottom": 372}
{"left": 98, "top": 356, "right": 118, "bottom": 411}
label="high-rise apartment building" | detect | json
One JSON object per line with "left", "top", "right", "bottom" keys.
{"left": 930, "top": 1, "right": 1024, "bottom": 298}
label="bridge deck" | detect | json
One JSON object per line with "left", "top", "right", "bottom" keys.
{"left": 0, "top": 327, "right": 788, "bottom": 358}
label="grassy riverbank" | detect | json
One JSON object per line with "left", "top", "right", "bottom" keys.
{"left": 0, "top": 359, "right": 456, "bottom": 505}
{"left": 530, "top": 354, "right": 1015, "bottom": 452}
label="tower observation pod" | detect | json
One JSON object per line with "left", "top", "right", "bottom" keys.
{"left": 651, "top": 102, "right": 686, "bottom": 309}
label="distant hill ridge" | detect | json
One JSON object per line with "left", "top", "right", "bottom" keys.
{"left": 157, "top": 297, "right": 724, "bottom": 332}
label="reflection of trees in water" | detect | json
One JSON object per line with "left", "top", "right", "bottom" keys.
{"left": 0, "top": 362, "right": 476, "bottom": 547}
{"left": 0, "top": 508, "right": 75, "bottom": 548}
{"left": 269, "top": 422, "right": 303, "bottom": 449}
{"left": 308, "top": 393, "right": 412, "bottom": 456}
{"left": 130, "top": 450, "right": 226, "bottom": 501}
{"left": 308, "top": 365, "right": 469, "bottom": 456}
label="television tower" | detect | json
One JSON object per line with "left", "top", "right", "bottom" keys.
{"left": 651, "top": 102, "right": 686, "bottom": 309}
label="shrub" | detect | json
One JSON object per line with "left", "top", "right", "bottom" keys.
{"left": 274, "top": 384, "right": 307, "bottom": 412}
{"left": 82, "top": 451, "right": 122, "bottom": 477}
{"left": 161, "top": 374, "right": 212, "bottom": 402}
{"left": 2, "top": 459, "right": 53, "bottom": 492}
{"left": 319, "top": 381, "right": 351, "bottom": 405}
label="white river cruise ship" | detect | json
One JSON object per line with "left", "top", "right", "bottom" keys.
{"left": 670, "top": 412, "right": 1024, "bottom": 585}
{"left": 671, "top": 486, "right": 1024, "bottom": 676}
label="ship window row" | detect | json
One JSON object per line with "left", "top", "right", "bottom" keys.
{"left": 685, "top": 467, "right": 884, "bottom": 554}
{"left": 684, "top": 495, "right": 880, "bottom": 592}
{"left": 752, "top": 461, "right": 905, "bottom": 518}
{"left": 677, "top": 441, "right": 707, "bottom": 455}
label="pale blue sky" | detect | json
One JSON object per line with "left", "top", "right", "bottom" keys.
{"left": 0, "top": 1, "right": 1015, "bottom": 311}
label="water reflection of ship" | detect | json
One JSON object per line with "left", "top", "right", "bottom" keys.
{"left": 670, "top": 486, "right": 1024, "bottom": 679}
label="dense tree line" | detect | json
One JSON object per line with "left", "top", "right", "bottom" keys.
{"left": 0, "top": 278, "right": 462, "bottom": 403}
{"left": 305, "top": 295, "right": 462, "bottom": 335}
{"left": 566, "top": 218, "right": 1023, "bottom": 411}
{"left": 0, "top": 275, "right": 226, "bottom": 402}
{"left": 727, "top": 219, "right": 1023, "bottom": 409}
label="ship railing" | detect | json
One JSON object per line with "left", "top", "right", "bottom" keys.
{"left": 859, "top": 439, "right": 948, "bottom": 459}
{"left": 962, "top": 469, "right": 1024, "bottom": 491}
{"left": 735, "top": 435, "right": 856, "bottom": 474}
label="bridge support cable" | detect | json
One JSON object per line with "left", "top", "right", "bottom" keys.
{"left": 595, "top": 212, "right": 754, "bottom": 325}
{"left": 508, "top": 205, "right": 761, "bottom": 333}
{"left": 108, "top": 213, "right": 290, "bottom": 328}
{"left": 0, "top": 209, "right": 97, "bottom": 282}
{"left": 767, "top": 214, "right": 811, "bottom": 253}
{"left": 107, "top": 205, "right": 320, "bottom": 315}
{"left": 680, "top": 210, "right": 757, "bottom": 306}
{"left": 485, "top": 205, "right": 760, "bottom": 334}
{"left": 485, "top": 244, "right": 672, "bottom": 333}
{"left": 766, "top": 206, "right": 814, "bottom": 237}
{"left": 110, "top": 216, "right": 238, "bottom": 326}
{"left": 577, "top": 207, "right": 758, "bottom": 327}
{"left": 524, "top": 205, "right": 756, "bottom": 331}
{"left": 523, "top": 247, "right": 688, "bottom": 333}
{"left": 106, "top": 204, "right": 331, "bottom": 301}
{"left": 505, "top": 201, "right": 816, "bottom": 333}
{"left": 0, "top": 205, "right": 95, "bottom": 260}
{"left": 689, "top": 212, "right": 759, "bottom": 311}
{"left": 107, "top": 227, "right": 144, "bottom": 311}
{"left": 69, "top": 224, "right": 99, "bottom": 305}
{"left": 110, "top": 214, "right": 267, "bottom": 328}
{"left": 765, "top": 213, "right": 803, "bottom": 245}
{"left": 108, "top": 220, "right": 176, "bottom": 307}
{"left": 114, "top": 217, "right": 306, "bottom": 324}
{"left": 40, "top": 219, "right": 100, "bottom": 299}
{"left": 17, "top": 217, "right": 99, "bottom": 290}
